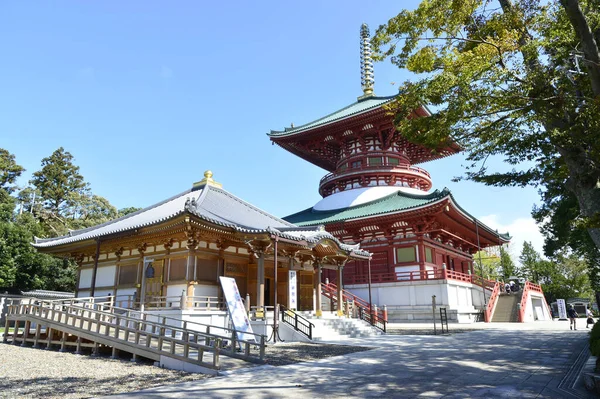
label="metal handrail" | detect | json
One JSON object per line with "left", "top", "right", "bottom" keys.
{"left": 280, "top": 305, "right": 314, "bottom": 340}
{"left": 322, "top": 283, "right": 387, "bottom": 332}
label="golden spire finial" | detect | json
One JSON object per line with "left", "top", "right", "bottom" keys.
{"left": 192, "top": 170, "right": 223, "bottom": 190}
{"left": 360, "top": 23, "right": 375, "bottom": 98}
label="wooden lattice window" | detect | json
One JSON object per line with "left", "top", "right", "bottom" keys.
{"left": 425, "top": 247, "right": 433, "bottom": 263}
{"left": 196, "top": 257, "right": 218, "bottom": 282}
{"left": 396, "top": 247, "right": 416, "bottom": 263}
{"left": 169, "top": 257, "right": 187, "bottom": 281}
{"left": 368, "top": 157, "right": 382, "bottom": 166}
{"left": 118, "top": 263, "right": 138, "bottom": 285}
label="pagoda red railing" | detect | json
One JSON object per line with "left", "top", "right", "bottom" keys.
{"left": 321, "top": 283, "right": 387, "bottom": 332}
{"left": 319, "top": 163, "right": 432, "bottom": 187}
{"left": 344, "top": 268, "right": 475, "bottom": 285}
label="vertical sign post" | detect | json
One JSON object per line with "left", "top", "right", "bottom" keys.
{"left": 432, "top": 295, "right": 437, "bottom": 335}
{"left": 219, "top": 276, "right": 256, "bottom": 342}
{"left": 557, "top": 299, "right": 568, "bottom": 321}
{"left": 288, "top": 270, "right": 297, "bottom": 310}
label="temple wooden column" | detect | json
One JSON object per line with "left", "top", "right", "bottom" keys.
{"left": 256, "top": 251, "right": 265, "bottom": 310}
{"left": 337, "top": 265, "right": 344, "bottom": 316}
{"left": 185, "top": 232, "right": 199, "bottom": 307}
{"left": 314, "top": 259, "right": 322, "bottom": 317}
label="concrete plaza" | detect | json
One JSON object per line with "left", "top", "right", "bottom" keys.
{"left": 102, "top": 320, "right": 596, "bottom": 398}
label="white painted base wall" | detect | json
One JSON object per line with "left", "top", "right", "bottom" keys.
{"left": 523, "top": 293, "right": 551, "bottom": 322}
{"left": 346, "top": 279, "right": 487, "bottom": 323}
{"left": 250, "top": 320, "right": 311, "bottom": 343}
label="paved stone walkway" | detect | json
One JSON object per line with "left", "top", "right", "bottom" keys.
{"left": 102, "top": 321, "right": 597, "bottom": 398}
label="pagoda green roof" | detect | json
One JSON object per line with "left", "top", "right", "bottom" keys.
{"left": 284, "top": 188, "right": 510, "bottom": 242}
{"left": 268, "top": 95, "right": 398, "bottom": 137}
{"left": 285, "top": 188, "right": 448, "bottom": 225}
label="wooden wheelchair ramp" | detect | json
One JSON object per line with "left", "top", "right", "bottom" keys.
{"left": 3, "top": 298, "right": 266, "bottom": 375}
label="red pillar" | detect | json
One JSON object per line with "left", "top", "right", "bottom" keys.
{"left": 417, "top": 234, "right": 426, "bottom": 278}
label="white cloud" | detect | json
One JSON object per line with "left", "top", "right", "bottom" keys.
{"left": 160, "top": 66, "right": 174, "bottom": 79}
{"left": 478, "top": 214, "right": 546, "bottom": 264}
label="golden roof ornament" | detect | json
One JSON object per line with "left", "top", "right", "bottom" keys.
{"left": 193, "top": 170, "right": 223, "bottom": 190}
{"left": 359, "top": 23, "right": 375, "bottom": 99}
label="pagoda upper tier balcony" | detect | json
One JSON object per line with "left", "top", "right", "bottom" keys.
{"left": 319, "top": 162, "right": 432, "bottom": 197}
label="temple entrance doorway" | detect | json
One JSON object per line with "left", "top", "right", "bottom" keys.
{"left": 145, "top": 259, "right": 164, "bottom": 306}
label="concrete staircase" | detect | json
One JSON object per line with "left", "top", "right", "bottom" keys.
{"left": 296, "top": 311, "right": 383, "bottom": 341}
{"left": 491, "top": 292, "right": 522, "bottom": 322}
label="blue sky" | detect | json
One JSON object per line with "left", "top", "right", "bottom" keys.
{"left": 0, "top": 1, "right": 543, "bottom": 261}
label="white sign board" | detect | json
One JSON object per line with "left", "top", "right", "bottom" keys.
{"left": 219, "top": 276, "right": 256, "bottom": 343}
{"left": 557, "top": 299, "right": 567, "bottom": 320}
{"left": 288, "top": 270, "right": 297, "bottom": 310}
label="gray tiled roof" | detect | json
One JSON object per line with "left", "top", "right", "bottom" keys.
{"left": 33, "top": 185, "right": 370, "bottom": 257}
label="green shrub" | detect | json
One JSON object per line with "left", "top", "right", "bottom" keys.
{"left": 590, "top": 322, "right": 600, "bottom": 372}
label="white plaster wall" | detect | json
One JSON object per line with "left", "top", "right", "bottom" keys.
{"left": 115, "top": 288, "right": 137, "bottom": 308}
{"left": 95, "top": 265, "right": 116, "bottom": 287}
{"left": 194, "top": 285, "right": 219, "bottom": 298}
{"left": 94, "top": 289, "right": 114, "bottom": 298}
{"left": 166, "top": 284, "right": 187, "bottom": 299}
{"left": 78, "top": 290, "right": 91, "bottom": 298}
{"left": 79, "top": 269, "right": 93, "bottom": 289}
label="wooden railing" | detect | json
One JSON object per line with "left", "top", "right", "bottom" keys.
{"left": 63, "top": 294, "right": 224, "bottom": 311}
{"left": 322, "top": 283, "right": 387, "bottom": 332}
{"left": 4, "top": 297, "right": 266, "bottom": 368}
{"left": 280, "top": 305, "right": 314, "bottom": 339}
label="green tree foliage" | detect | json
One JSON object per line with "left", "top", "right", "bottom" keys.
{"left": 520, "top": 241, "right": 543, "bottom": 283}
{"left": 29, "top": 147, "right": 88, "bottom": 235}
{"left": 532, "top": 186, "right": 600, "bottom": 303}
{"left": 473, "top": 250, "right": 501, "bottom": 280}
{"left": 0, "top": 148, "right": 136, "bottom": 292}
{"left": 0, "top": 148, "right": 25, "bottom": 194}
{"left": 372, "top": 0, "right": 600, "bottom": 257}
{"left": 499, "top": 246, "right": 516, "bottom": 280}
{"left": 516, "top": 241, "right": 592, "bottom": 302}
{"left": 118, "top": 207, "right": 142, "bottom": 217}
{"left": 542, "top": 253, "right": 592, "bottom": 302}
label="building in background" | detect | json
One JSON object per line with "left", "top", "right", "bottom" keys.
{"left": 268, "top": 24, "right": 530, "bottom": 323}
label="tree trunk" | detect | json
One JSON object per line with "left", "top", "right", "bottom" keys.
{"left": 560, "top": 0, "right": 600, "bottom": 97}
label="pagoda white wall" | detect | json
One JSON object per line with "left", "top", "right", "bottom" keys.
{"left": 346, "top": 279, "right": 481, "bottom": 323}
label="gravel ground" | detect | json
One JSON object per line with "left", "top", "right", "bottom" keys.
{"left": 0, "top": 341, "right": 372, "bottom": 398}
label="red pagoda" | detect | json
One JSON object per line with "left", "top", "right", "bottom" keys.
{"left": 268, "top": 24, "right": 516, "bottom": 323}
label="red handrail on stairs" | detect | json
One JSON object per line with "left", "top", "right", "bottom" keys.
{"left": 321, "top": 283, "right": 386, "bottom": 327}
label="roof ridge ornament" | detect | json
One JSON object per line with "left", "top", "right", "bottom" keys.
{"left": 359, "top": 23, "right": 375, "bottom": 99}
{"left": 193, "top": 170, "right": 223, "bottom": 190}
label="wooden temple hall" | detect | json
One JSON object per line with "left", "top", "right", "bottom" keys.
{"left": 32, "top": 171, "right": 371, "bottom": 317}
